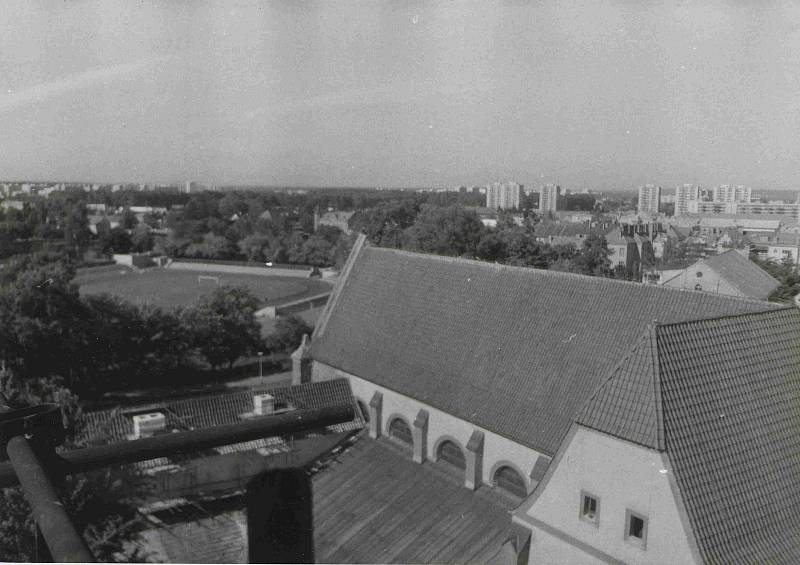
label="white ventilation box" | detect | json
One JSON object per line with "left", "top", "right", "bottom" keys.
{"left": 253, "top": 394, "right": 275, "bottom": 416}
{"left": 132, "top": 412, "right": 166, "bottom": 439}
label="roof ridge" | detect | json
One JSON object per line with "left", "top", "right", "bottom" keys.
{"left": 369, "top": 245, "right": 785, "bottom": 308}
{"left": 653, "top": 304, "right": 795, "bottom": 330}
{"left": 648, "top": 325, "right": 665, "bottom": 451}
{"left": 577, "top": 330, "right": 654, "bottom": 418}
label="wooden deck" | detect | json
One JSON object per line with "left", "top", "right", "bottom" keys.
{"left": 312, "top": 435, "right": 518, "bottom": 564}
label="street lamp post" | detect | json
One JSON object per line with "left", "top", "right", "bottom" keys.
{"left": 258, "top": 351, "right": 264, "bottom": 383}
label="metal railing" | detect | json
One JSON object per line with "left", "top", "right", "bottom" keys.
{"left": 0, "top": 398, "right": 354, "bottom": 562}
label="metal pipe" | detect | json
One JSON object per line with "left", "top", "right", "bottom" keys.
{"left": 6, "top": 436, "right": 95, "bottom": 563}
{"left": 0, "top": 404, "right": 354, "bottom": 488}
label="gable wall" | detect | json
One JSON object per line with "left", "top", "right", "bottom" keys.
{"left": 661, "top": 262, "right": 742, "bottom": 297}
{"left": 515, "top": 426, "right": 700, "bottom": 565}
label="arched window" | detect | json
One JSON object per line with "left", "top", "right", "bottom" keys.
{"left": 388, "top": 418, "right": 412, "bottom": 447}
{"left": 436, "top": 440, "right": 466, "bottom": 469}
{"left": 694, "top": 283, "right": 703, "bottom": 291}
{"left": 493, "top": 465, "right": 527, "bottom": 498}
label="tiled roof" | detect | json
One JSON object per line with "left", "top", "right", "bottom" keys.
{"left": 577, "top": 329, "right": 662, "bottom": 449}
{"left": 312, "top": 242, "right": 781, "bottom": 455}
{"left": 140, "top": 510, "right": 247, "bottom": 563}
{"left": 702, "top": 250, "right": 780, "bottom": 299}
{"left": 578, "top": 308, "right": 800, "bottom": 564}
{"left": 534, "top": 221, "right": 591, "bottom": 238}
{"left": 312, "top": 434, "right": 518, "bottom": 564}
{"left": 83, "top": 379, "right": 363, "bottom": 467}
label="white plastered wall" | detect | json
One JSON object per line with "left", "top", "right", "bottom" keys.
{"left": 515, "top": 426, "right": 700, "bottom": 565}
{"left": 314, "top": 361, "right": 548, "bottom": 492}
{"left": 661, "top": 262, "right": 742, "bottom": 297}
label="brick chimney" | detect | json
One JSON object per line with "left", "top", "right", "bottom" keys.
{"left": 291, "top": 334, "right": 313, "bottom": 385}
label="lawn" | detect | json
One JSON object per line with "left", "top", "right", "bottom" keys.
{"left": 75, "top": 265, "right": 332, "bottom": 310}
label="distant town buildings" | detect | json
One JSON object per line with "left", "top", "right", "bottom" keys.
{"left": 485, "top": 181, "right": 522, "bottom": 210}
{"left": 539, "top": 183, "right": 560, "bottom": 214}
{"left": 659, "top": 250, "right": 780, "bottom": 299}
{"left": 674, "top": 184, "right": 700, "bottom": 217}
{"left": 713, "top": 184, "right": 751, "bottom": 204}
{"left": 637, "top": 184, "right": 661, "bottom": 216}
{"left": 314, "top": 209, "right": 355, "bottom": 234}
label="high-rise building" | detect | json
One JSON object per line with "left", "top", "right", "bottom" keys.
{"left": 485, "top": 181, "right": 522, "bottom": 210}
{"left": 713, "top": 184, "right": 751, "bottom": 204}
{"left": 539, "top": 183, "right": 560, "bottom": 214}
{"left": 637, "top": 184, "right": 661, "bottom": 216}
{"left": 674, "top": 184, "right": 700, "bottom": 216}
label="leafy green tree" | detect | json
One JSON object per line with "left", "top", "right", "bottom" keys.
{"left": 183, "top": 286, "right": 261, "bottom": 370}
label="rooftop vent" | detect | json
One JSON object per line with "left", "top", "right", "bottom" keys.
{"left": 132, "top": 412, "right": 166, "bottom": 439}
{"left": 253, "top": 394, "right": 276, "bottom": 416}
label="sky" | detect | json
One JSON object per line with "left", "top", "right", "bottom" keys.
{"left": 1, "top": 1, "right": 799, "bottom": 191}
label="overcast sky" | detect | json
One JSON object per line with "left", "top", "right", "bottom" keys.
{"left": 1, "top": 1, "right": 799, "bottom": 191}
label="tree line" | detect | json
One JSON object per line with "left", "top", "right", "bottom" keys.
{"left": 351, "top": 200, "right": 617, "bottom": 277}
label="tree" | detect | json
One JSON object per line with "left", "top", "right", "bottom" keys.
{"left": 130, "top": 224, "right": 152, "bottom": 253}
{"left": 476, "top": 232, "right": 507, "bottom": 262}
{"left": 238, "top": 234, "right": 272, "bottom": 262}
{"left": 752, "top": 256, "right": 800, "bottom": 303}
{"left": 0, "top": 258, "right": 90, "bottom": 388}
{"left": 120, "top": 208, "right": 138, "bottom": 230}
{"left": 571, "top": 234, "right": 613, "bottom": 277}
{"left": 183, "top": 286, "right": 261, "bottom": 370}
{"left": 265, "top": 315, "right": 313, "bottom": 355}
{"left": 0, "top": 374, "right": 147, "bottom": 562}
{"left": 403, "top": 205, "right": 485, "bottom": 256}
{"left": 100, "top": 227, "right": 133, "bottom": 254}
{"left": 349, "top": 198, "right": 420, "bottom": 247}
{"left": 184, "top": 233, "right": 237, "bottom": 259}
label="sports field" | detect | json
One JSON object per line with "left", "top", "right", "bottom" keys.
{"left": 75, "top": 265, "right": 332, "bottom": 309}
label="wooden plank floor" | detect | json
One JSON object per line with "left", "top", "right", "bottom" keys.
{"left": 312, "top": 435, "right": 518, "bottom": 564}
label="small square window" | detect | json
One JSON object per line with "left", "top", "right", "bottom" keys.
{"left": 625, "top": 509, "right": 648, "bottom": 548}
{"left": 579, "top": 491, "right": 600, "bottom": 526}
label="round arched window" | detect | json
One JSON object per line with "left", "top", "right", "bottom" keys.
{"left": 388, "top": 418, "right": 413, "bottom": 447}
{"left": 694, "top": 283, "right": 703, "bottom": 291}
{"left": 493, "top": 465, "right": 527, "bottom": 498}
{"left": 436, "top": 440, "right": 466, "bottom": 469}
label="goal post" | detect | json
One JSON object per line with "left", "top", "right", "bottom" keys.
{"left": 198, "top": 275, "right": 220, "bottom": 286}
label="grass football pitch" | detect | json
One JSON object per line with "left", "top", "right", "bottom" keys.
{"left": 75, "top": 265, "right": 331, "bottom": 310}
